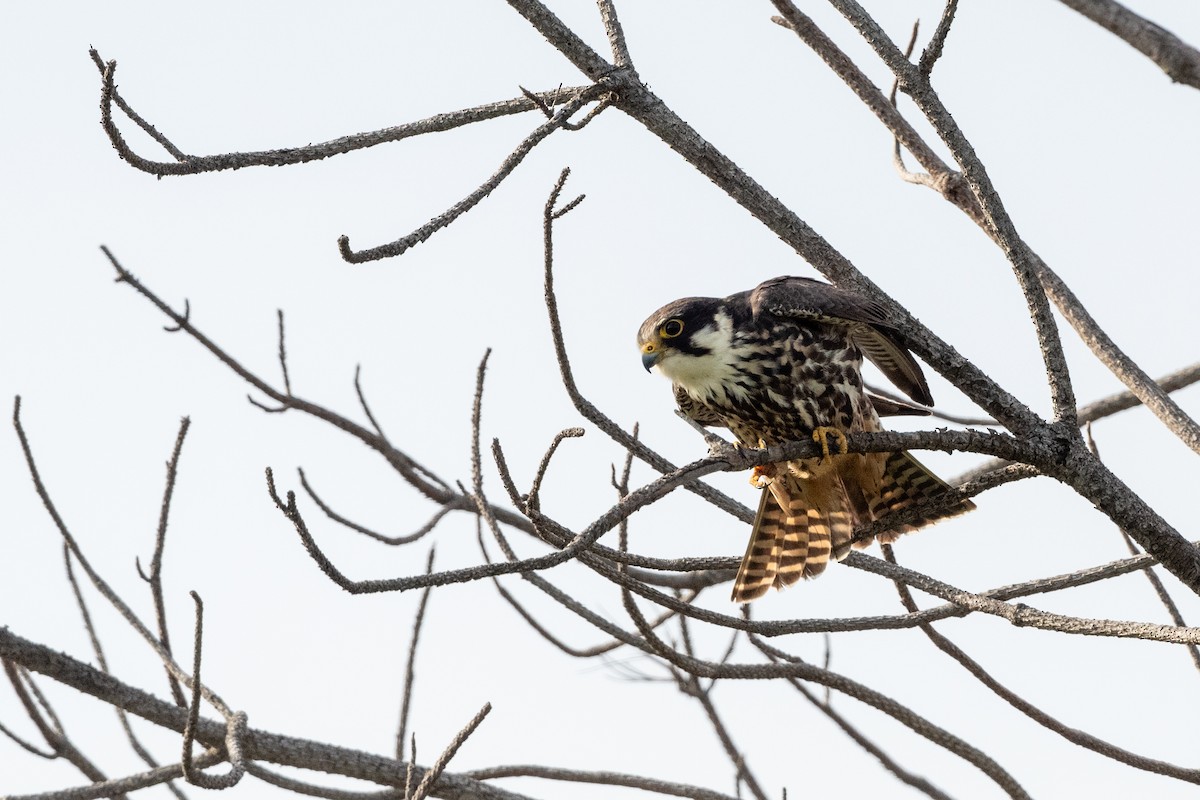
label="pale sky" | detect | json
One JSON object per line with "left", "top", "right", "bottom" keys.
{"left": 3, "top": 2, "right": 1200, "bottom": 799}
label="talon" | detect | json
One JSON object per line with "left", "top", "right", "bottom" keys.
{"left": 812, "top": 427, "right": 849, "bottom": 460}
{"left": 750, "top": 463, "right": 777, "bottom": 488}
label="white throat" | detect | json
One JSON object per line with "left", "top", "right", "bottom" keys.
{"left": 656, "top": 310, "right": 750, "bottom": 404}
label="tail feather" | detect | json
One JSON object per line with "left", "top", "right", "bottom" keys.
{"left": 731, "top": 489, "right": 789, "bottom": 602}
{"left": 731, "top": 472, "right": 851, "bottom": 602}
{"left": 730, "top": 451, "right": 973, "bottom": 603}
{"left": 870, "top": 451, "right": 975, "bottom": 543}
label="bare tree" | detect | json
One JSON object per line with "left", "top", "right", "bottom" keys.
{"left": 5, "top": 2, "right": 1200, "bottom": 799}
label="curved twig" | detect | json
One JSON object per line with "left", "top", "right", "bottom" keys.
{"left": 94, "top": 47, "right": 593, "bottom": 177}
{"left": 298, "top": 468, "right": 460, "bottom": 546}
{"left": 338, "top": 85, "right": 608, "bottom": 263}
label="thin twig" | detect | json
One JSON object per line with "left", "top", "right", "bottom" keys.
{"left": 276, "top": 310, "right": 292, "bottom": 397}
{"left": 147, "top": 417, "right": 191, "bottom": 709}
{"left": 673, "top": 622, "right": 768, "bottom": 800}
{"left": 409, "top": 704, "right": 492, "bottom": 800}
{"left": 6, "top": 751, "right": 227, "bottom": 800}
{"left": 338, "top": 85, "right": 607, "bottom": 263}
{"left": 354, "top": 364, "right": 390, "bottom": 441}
{"left": 541, "top": 168, "right": 751, "bottom": 521}
{"left": 13, "top": 397, "right": 237, "bottom": 717}
{"left": 397, "top": 548, "right": 437, "bottom": 761}
{"left": 93, "top": 46, "right": 593, "bottom": 175}
{"left": 526, "top": 427, "right": 586, "bottom": 512}
{"left": 615, "top": 596, "right": 1032, "bottom": 799}
{"left": 749, "top": 636, "right": 955, "bottom": 800}
{"left": 596, "top": 0, "right": 633, "bottom": 67}
{"left": 465, "top": 765, "right": 742, "bottom": 800}
{"left": 918, "top": 0, "right": 959, "bottom": 76}
{"left": 1085, "top": 426, "right": 1200, "bottom": 674}
{"left": 89, "top": 48, "right": 188, "bottom": 160}
{"left": 65, "top": 547, "right": 188, "bottom": 800}
{"left": 882, "top": 545, "right": 1200, "bottom": 784}
{"left": 181, "top": 592, "right": 205, "bottom": 785}
{"left": 3, "top": 662, "right": 116, "bottom": 794}
{"left": 298, "top": 467, "right": 460, "bottom": 546}
{"left": 827, "top": 0, "right": 1078, "bottom": 427}
{"left": 1077, "top": 361, "right": 1200, "bottom": 426}
{"left": 180, "top": 592, "right": 245, "bottom": 790}
{"left": 4, "top": 625, "right": 545, "bottom": 799}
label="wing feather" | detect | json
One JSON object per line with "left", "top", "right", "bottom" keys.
{"left": 749, "top": 276, "right": 933, "bottom": 406}
{"left": 674, "top": 384, "right": 728, "bottom": 427}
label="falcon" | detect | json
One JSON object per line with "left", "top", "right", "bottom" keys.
{"left": 637, "top": 276, "right": 974, "bottom": 603}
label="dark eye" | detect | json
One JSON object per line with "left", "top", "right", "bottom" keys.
{"left": 661, "top": 318, "right": 685, "bottom": 339}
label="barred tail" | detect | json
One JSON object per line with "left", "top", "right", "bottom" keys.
{"left": 730, "top": 452, "right": 973, "bottom": 603}
{"left": 730, "top": 473, "right": 851, "bottom": 603}
{"left": 868, "top": 451, "right": 975, "bottom": 543}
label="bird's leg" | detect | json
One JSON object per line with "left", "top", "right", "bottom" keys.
{"left": 750, "top": 438, "right": 776, "bottom": 488}
{"left": 812, "top": 427, "right": 849, "bottom": 461}
{"left": 750, "top": 462, "right": 776, "bottom": 488}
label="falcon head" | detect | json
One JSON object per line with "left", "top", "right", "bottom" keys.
{"left": 637, "top": 296, "right": 737, "bottom": 387}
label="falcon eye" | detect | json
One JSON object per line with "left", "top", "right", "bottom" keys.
{"left": 661, "top": 319, "right": 685, "bottom": 339}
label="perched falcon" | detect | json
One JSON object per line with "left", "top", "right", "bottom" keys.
{"left": 637, "top": 276, "right": 974, "bottom": 603}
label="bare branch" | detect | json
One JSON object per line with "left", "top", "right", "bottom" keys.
{"left": 7, "top": 750, "right": 226, "bottom": 800}
{"left": 3, "top": 662, "right": 116, "bottom": 794}
{"left": 354, "top": 364, "right": 390, "bottom": 441}
{"left": 882, "top": 546, "right": 1200, "bottom": 784}
{"left": 410, "top": 703, "right": 492, "bottom": 800}
{"left": 1034, "top": 259, "right": 1200, "bottom": 453}
{"left": 1085, "top": 426, "right": 1200, "bottom": 675}
{"left": 846, "top": 551, "right": 1200, "bottom": 646}
{"left": 89, "top": 47, "right": 187, "bottom": 160}
{"left": 181, "top": 592, "right": 245, "bottom": 790}
{"left": 276, "top": 310, "right": 293, "bottom": 397}
{"left": 94, "top": 46, "right": 594, "bottom": 176}
{"left": 65, "top": 548, "right": 186, "bottom": 799}
{"left": 105, "top": 248, "right": 496, "bottom": 519}
{"left": 465, "top": 765, "right": 744, "bottom": 800}
{"left": 0, "top": 628, "right": 535, "bottom": 800}
{"left": 611, "top": 614, "right": 1033, "bottom": 799}
{"left": 1055, "top": 0, "right": 1200, "bottom": 88}
{"left": 265, "top": 453, "right": 725, "bottom": 595}
{"left": 148, "top": 416, "right": 191, "bottom": 709}
{"left": 338, "top": 85, "right": 608, "bottom": 263}
{"left": 298, "top": 468, "right": 460, "bottom": 546}
{"left": 671, "top": 637, "right": 768, "bottom": 800}
{"left": 1077, "top": 361, "right": 1200, "bottom": 426}
{"left": 596, "top": 0, "right": 634, "bottom": 68}
{"left": 826, "top": 0, "right": 1078, "bottom": 427}
{"left": 769, "top": 3, "right": 960, "bottom": 188}
{"left": 750, "top": 639, "right": 955, "bottom": 800}
{"left": 397, "top": 548, "right": 437, "bottom": 761}
{"left": 12, "top": 397, "right": 238, "bottom": 718}
{"left": 526, "top": 427, "right": 586, "bottom": 512}
{"left": 918, "top": 0, "right": 959, "bottom": 76}
{"left": 541, "top": 168, "right": 753, "bottom": 521}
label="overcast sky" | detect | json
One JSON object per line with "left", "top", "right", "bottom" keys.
{"left": 3, "top": 2, "right": 1200, "bottom": 799}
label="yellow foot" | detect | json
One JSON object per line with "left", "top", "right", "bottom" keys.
{"left": 812, "top": 426, "right": 849, "bottom": 460}
{"left": 750, "top": 462, "right": 777, "bottom": 488}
